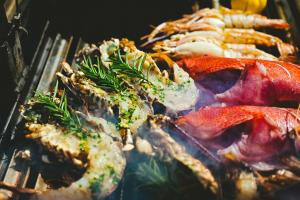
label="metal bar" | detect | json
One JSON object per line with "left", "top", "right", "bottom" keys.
{"left": 0, "top": 149, "right": 27, "bottom": 199}
{"left": 0, "top": 94, "right": 20, "bottom": 143}
{"left": 20, "top": 21, "right": 51, "bottom": 101}
{"left": 25, "top": 37, "right": 53, "bottom": 98}
{"left": 62, "top": 36, "right": 73, "bottom": 62}
{"left": 71, "top": 38, "right": 89, "bottom": 66}
{"left": 16, "top": 20, "right": 51, "bottom": 96}
{"left": 0, "top": 146, "right": 15, "bottom": 181}
{"left": 36, "top": 34, "right": 67, "bottom": 92}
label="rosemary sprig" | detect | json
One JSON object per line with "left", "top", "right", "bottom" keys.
{"left": 79, "top": 55, "right": 126, "bottom": 93}
{"left": 135, "top": 159, "right": 176, "bottom": 191}
{"left": 134, "top": 159, "right": 202, "bottom": 200}
{"left": 32, "top": 85, "right": 85, "bottom": 136}
{"left": 109, "top": 49, "right": 151, "bottom": 84}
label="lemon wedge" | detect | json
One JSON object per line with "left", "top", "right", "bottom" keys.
{"left": 231, "top": 0, "right": 267, "bottom": 13}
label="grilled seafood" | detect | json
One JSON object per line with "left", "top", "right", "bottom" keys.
{"left": 21, "top": 91, "right": 126, "bottom": 200}
{"left": 176, "top": 106, "right": 300, "bottom": 168}
{"left": 11, "top": 31, "right": 300, "bottom": 200}
{"left": 74, "top": 38, "right": 199, "bottom": 114}
{"left": 27, "top": 123, "right": 125, "bottom": 200}
{"left": 57, "top": 61, "right": 151, "bottom": 149}
{"left": 154, "top": 37, "right": 277, "bottom": 60}
{"left": 136, "top": 115, "right": 219, "bottom": 194}
{"left": 58, "top": 38, "right": 198, "bottom": 149}
{"left": 178, "top": 56, "right": 300, "bottom": 106}
{"left": 216, "top": 7, "right": 288, "bottom": 29}
{"left": 143, "top": 7, "right": 289, "bottom": 43}
{"left": 224, "top": 29, "right": 296, "bottom": 58}
{"left": 56, "top": 39, "right": 219, "bottom": 194}
{"left": 153, "top": 29, "right": 296, "bottom": 59}
{"left": 99, "top": 39, "right": 199, "bottom": 114}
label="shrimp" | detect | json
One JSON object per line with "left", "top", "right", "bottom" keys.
{"left": 220, "top": 7, "right": 289, "bottom": 29}
{"left": 141, "top": 21, "right": 220, "bottom": 47}
{"left": 188, "top": 7, "right": 289, "bottom": 29}
{"left": 143, "top": 7, "right": 289, "bottom": 44}
{"left": 154, "top": 37, "right": 277, "bottom": 60}
{"left": 223, "top": 28, "right": 297, "bottom": 57}
{"left": 153, "top": 29, "right": 296, "bottom": 59}
{"left": 26, "top": 123, "right": 126, "bottom": 200}
{"left": 141, "top": 8, "right": 223, "bottom": 43}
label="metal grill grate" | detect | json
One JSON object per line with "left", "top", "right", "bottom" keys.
{"left": 0, "top": 1, "right": 299, "bottom": 199}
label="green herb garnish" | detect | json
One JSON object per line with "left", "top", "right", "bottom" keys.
{"left": 80, "top": 55, "right": 126, "bottom": 93}
{"left": 32, "top": 83, "right": 86, "bottom": 137}
{"left": 134, "top": 159, "right": 203, "bottom": 200}
{"left": 109, "top": 49, "right": 151, "bottom": 84}
{"left": 135, "top": 159, "right": 174, "bottom": 190}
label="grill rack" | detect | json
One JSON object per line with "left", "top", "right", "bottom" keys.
{"left": 0, "top": 0, "right": 300, "bottom": 199}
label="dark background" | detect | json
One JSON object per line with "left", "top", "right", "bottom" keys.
{"left": 25, "top": 0, "right": 201, "bottom": 45}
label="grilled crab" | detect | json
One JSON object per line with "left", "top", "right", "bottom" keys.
{"left": 57, "top": 61, "right": 152, "bottom": 150}
{"left": 14, "top": 89, "right": 126, "bottom": 200}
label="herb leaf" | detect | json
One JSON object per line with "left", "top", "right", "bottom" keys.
{"left": 135, "top": 159, "right": 174, "bottom": 190}
{"left": 79, "top": 55, "right": 126, "bottom": 93}
{"left": 32, "top": 90, "right": 86, "bottom": 137}
{"left": 109, "top": 49, "right": 151, "bottom": 84}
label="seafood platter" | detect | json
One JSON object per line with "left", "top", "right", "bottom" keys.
{"left": 1, "top": 0, "right": 300, "bottom": 200}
